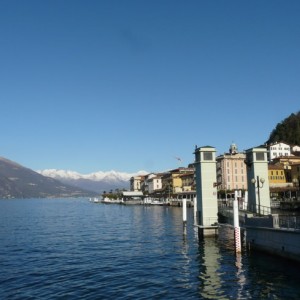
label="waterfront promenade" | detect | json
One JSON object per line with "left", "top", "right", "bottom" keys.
{"left": 218, "top": 199, "right": 300, "bottom": 262}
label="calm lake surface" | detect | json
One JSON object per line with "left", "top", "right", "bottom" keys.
{"left": 1, "top": 198, "right": 300, "bottom": 299}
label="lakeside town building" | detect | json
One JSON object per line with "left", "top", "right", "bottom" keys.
{"left": 129, "top": 142, "right": 300, "bottom": 201}
{"left": 216, "top": 143, "right": 247, "bottom": 192}
{"left": 267, "top": 142, "right": 291, "bottom": 162}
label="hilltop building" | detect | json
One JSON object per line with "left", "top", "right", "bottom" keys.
{"left": 267, "top": 142, "right": 291, "bottom": 162}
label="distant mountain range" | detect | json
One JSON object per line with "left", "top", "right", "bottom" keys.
{"left": 37, "top": 169, "right": 148, "bottom": 194}
{"left": 0, "top": 157, "right": 97, "bottom": 199}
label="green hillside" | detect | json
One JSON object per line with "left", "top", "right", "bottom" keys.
{"left": 266, "top": 111, "right": 300, "bottom": 145}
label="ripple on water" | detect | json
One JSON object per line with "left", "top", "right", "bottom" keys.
{"left": 1, "top": 199, "right": 300, "bottom": 299}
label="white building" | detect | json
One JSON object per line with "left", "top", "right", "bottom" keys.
{"left": 147, "top": 175, "right": 163, "bottom": 194}
{"left": 267, "top": 142, "right": 291, "bottom": 162}
{"left": 130, "top": 176, "right": 144, "bottom": 191}
{"left": 292, "top": 145, "right": 300, "bottom": 154}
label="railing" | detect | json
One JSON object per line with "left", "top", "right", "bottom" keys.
{"left": 279, "top": 216, "right": 300, "bottom": 230}
{"left": 218, "top": 199, "right": 300, "bottom": 230}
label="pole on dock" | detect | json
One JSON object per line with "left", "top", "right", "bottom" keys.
{"left": 243, "top": 191, "right": 248, "bottom": 210}
{"left": 193, "top": 196, "right": 197, "bottom": 225}
{"left": 234, "top": 190, "right": 241, "bottom": 253}
{"left": 182, "top": 198, "right": 187, "bottom": 235}
{"left": 183, "top": 198, "right": 187, "bottom": 223}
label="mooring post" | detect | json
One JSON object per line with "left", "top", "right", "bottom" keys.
{"left": 183, "top": 198, "right": 187, "bottom": 223}
{"left": 193, "top": 196, "right": 197, "bottom": 225}
{"left": 182, "top": 198, "right": 187, "bottom": 235}
{"left": 234, "top": 190, "right": 241, "bottom": 253}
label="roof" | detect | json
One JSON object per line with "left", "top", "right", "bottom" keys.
{"left": 268, "top": 164, "right": 284, "bottom": 170}
{"left": 122, "top": 191, "right": 143, "bottom": 196}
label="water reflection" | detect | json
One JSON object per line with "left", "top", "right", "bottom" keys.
{"left": 197, "top": 238, "right": 225, "bottom": 299}
{"left": 1, "top": 200, "right": 300, "bottom": 299}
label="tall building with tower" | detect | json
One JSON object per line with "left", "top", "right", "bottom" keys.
{"left": 245, "top": 146, "right": 270, "bottom": 214}
{"left": 194, "top": 146, "right": 218, "bottom": 236}
{"left": 216, "top": 143, "right": 248, "bottom": 192}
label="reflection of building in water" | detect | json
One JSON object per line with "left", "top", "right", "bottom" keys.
{"left": 197, "top": 228, "right": 248, "bottom": 299}
{"left": 197, "top": 239, "right": 223, "bottom": 299}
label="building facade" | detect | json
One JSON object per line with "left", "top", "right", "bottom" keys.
{"left": 147, "top": 174, "right": 163, "bottom": 194}
{"left": 216, "top": 143, "right": 248, "bottom": 191}
{"left": 130, "top": 175, "right": 145, "bottom": 191}
{"left": 267, "top": 142, "right": 291, "bottom": 162}
{"left": 268, "top": 164, "right": 286, "bottom": 187}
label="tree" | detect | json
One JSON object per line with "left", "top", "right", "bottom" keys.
{"left": 266, "top": 111, "right": 300, "bottom": 145}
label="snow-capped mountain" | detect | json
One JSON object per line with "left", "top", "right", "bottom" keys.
{"left": 37, "top": 169, "right": 148, "bottom": 194}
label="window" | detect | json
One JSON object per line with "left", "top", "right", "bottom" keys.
{"left": 203, "top": 152, "right": 213, "bottom": 160}
{"left": 256, "top": 152, "right": 265, "bottom": 161}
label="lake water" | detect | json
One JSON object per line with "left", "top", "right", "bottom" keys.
{"left": 0, "top": 198, "right": 300, "bottom": 299}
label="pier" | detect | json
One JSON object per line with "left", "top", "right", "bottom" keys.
{"left": 193, "top": 145, "right": 300, "bottom": 262}
{"left": 218, "top": 200, "right": 300, "bottom": 262}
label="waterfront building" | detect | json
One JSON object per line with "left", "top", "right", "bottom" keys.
{"left": 272, "top": 155, "right": 300, "bottom": 183}
{"left": 180, "top": 171, "right": 195, "bottom": 192}
{"left": 130, "top": 175, "right": 145, "bottom": 191}
{"left": 268, "top": 164, "right": 288, "bottom": 199}
{"left": 216, "top": 143, "right": 247, "bottom": 192}
{"left": 194, "top": 145, "right": 218, "bottom": 233}
{"left": 161, "top": 167, "right": 194, "bottom": 198}
{"left": 267, "top": 142, "right": 291, "bottom": 162}
{"left": 245, "top": 146, "right": 271, "bottom": 213}
{"left": 141, "top": 173, "right": 156, "bottom": 194}
{"left": 268, "top": 164, "right": 286, "bottom": 186}
{"left": 147, "top": 174, "right": 163, "bottom": 195}
{"left": 266, "top": 158, "right": 300, "bottom": 200}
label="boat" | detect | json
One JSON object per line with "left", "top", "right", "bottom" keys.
{"left": 89, "top": 197, "right": 101, "bottom": 203}
{"left": 102, "top": 197, "right": 124, "bottom": 204}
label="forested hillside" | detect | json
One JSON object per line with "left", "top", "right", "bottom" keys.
{"left": 266, "top": 111, "right": 300, "bottom": 145}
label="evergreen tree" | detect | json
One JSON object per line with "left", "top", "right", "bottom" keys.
{"left": 266, "top": 111, "right": 300, "bottom": 145}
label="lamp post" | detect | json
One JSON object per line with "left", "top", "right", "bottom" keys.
{"left": 251, "top": 176, "right": 265, "bottom": 216}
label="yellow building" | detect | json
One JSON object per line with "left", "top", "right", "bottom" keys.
{"left": 161, "top": 168, "right": 194, "bottom": 196}
{"left": 180, "top": 172, "right": 195, "bottom": 192}
{"left": 268, "top": 164, "right": 286, "bottom": 185}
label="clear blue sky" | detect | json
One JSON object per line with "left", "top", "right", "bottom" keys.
{"left": 0, "top": 0, "right": 299, "bottom": 174}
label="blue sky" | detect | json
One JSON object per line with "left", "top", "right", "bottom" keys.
{"left": 0, "top": 0, "right": 299, "bottom": 174}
